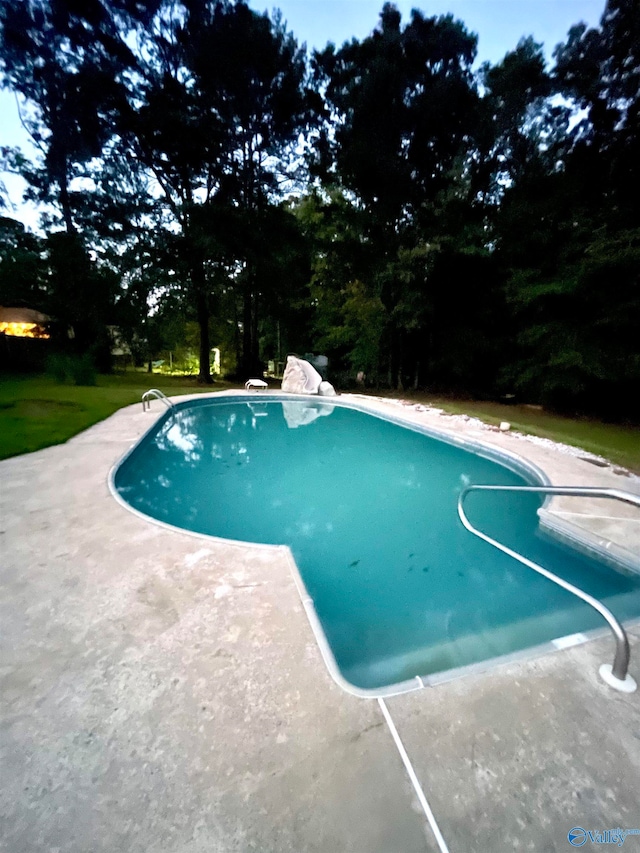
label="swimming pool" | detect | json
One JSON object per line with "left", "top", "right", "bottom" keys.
{"left": 112, "top": 395, "right": 640, "bottom": 694}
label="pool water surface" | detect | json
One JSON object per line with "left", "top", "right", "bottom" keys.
{"left": 113, "top": 397, "right": 640, "bottom": 691}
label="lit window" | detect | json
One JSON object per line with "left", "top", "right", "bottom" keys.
{"left": 0, "top": 322, "right": 50, "bottom": 339}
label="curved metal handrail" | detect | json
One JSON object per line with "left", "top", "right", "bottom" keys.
{"left": 142, "top": 388, "right": 175, "bottom": 411}
{"left": 458, "top": 485, "right": 640, "bottom": 692}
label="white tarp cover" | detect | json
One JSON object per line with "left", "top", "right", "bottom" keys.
{"left": 281, "top": 355, "right": 323, "bottom": 394}
{"left": 318, "top": 381, "right": 336, "bottom": 396}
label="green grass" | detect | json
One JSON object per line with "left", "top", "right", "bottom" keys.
{"left": 1, "top": 373, "right": 639, "bottom": 472}
{"left": 0, "top": 371, "right": 237, "bottom": 460}
{"left": 373, "top": 391, "right": 640, "bottom": 473}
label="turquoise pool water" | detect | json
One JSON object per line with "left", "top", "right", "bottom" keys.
{"left": 113, "top": 397, "right": 640, "bottom": 690}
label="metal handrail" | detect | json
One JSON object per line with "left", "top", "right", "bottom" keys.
{"left": 458, "top": 485, "right": 640, "bottom": 692}
{"left": 142, "top": 388, "right": 175, "bottom": 411}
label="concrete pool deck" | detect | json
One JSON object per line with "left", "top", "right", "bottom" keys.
{"left": 1, "top": 391, "right": 639, "bottom": 853}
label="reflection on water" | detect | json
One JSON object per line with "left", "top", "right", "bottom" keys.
{"left": 247, "top": 401, "right": 269, "bottom": 420}
{"left": 115, "top": 398, "right": 640, "bottom": 690}
{"left": 281, "top": 400, "right": 336, "bottom": 429}
{"left": 156, "top": 410, "right": 203, "bottom": 463}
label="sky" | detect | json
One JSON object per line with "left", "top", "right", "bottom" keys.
{"left": 251, "top": 0, "right": 605, "bottom": 60}
{"left": 1, "top": 0, "right": 607, "bottom": 230}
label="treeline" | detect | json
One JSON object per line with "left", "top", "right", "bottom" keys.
{"left": 0, "top": 0, "right": 638, "bottom": 420}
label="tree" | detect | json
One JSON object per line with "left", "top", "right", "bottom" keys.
{"left": 0, "top": 1, "right": 163, "bottom": 372}
{"left": 554, "top": 0, "right": 640, "bottom": 223}
{"left": 317, "top": 3, "right": 477, "bottom": 226}
{"left": 311, "top": 4, "right": 481, "bottom": 387}
{"left": 121, "top": 0, "right": 320, "bottom": 381}
{"left": 485, "top": 0, "right": 640, "bottom": 418}
{"left": 0, "top": 0, "right": 157, "bottom": 233}
{"left": 479, "top": 37, "right": 564, "bottom": 191}
{"left": 0, "top": 215, "right": 47, "bottom": 308}
{"left": 294, "top": 188, "right": 383, "bottom": 380}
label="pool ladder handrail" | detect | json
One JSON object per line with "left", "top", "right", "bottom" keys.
{"left": 142, "top": 388, "right": 175, "bottom": 412}
{"left": 458, "top": 484, "right": 640, "bottom": 693}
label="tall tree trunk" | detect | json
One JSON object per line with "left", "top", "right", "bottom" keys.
{"left": 58, "top": 159, "right": 76, "bottom": 235}
{"left": 396, "top": 332, "right": 404, "bottom": 391}
{"left": 192, "top": 256, "right": 213, "bottom": 384}
{"left": 240, "top": 270, "right": 262, "bottom": 377}
{"left": 251, "top": 290, "right": 259, "bottom": 367}
{"left": 241, "top": 280, "right": 253, "bottom": 377}
{"left": 196, "top": 289, "right": 213, "bottom": 384}
{"left": 233, "top": 297, "right": 242, "bottom": 369}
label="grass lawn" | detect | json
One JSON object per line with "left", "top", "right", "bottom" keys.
{"left": 1, "top": 372, "right": 639, "bottom": 472}
{"left": 0, "top": 371, "right": 238, "bottom": 461}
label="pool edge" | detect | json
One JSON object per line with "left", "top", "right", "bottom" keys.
{"left": 107, "top": 391, "right": 639, "bottom": 697}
